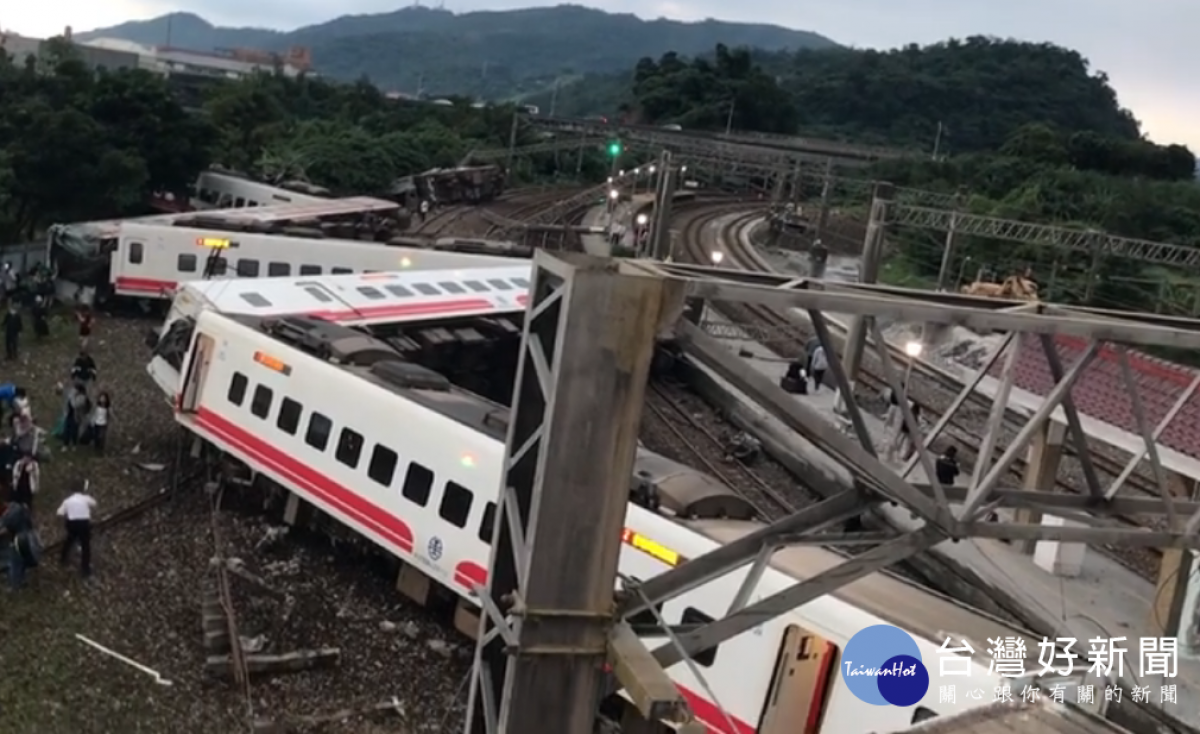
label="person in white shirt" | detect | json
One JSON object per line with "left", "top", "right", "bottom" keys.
{"left": 809, "top": 345, "right": 829, "bottom": 392}
{"left": 57, "top": 481, "right": 97, "bottom": 577}
{"left": 90, "top": 391, "right": 111, "bottom": 454}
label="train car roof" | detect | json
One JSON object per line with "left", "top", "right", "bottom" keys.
{"left": 687, "top": 518, "right": 1044, "bottom": 654}
{"left": 64, "top": 197, "right": 398, "bottom": 236}
{"left": 184, "top": 265, "right": 530, "bottom": 324}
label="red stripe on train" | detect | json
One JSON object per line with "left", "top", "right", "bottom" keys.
{"left": 188, "top": 406, "right": 755, "bottom": 734}
{"left": 305, "top": 298, "right": 499, "bottom": 322}
{"left": 116, "top": 276, "right": 177, "bottom": 293}
{"left": 193, "top": 407, "right": 414, "bottom": 552}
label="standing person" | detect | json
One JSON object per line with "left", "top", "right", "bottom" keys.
{"left": 90, "top": 392, "right": 112, "bottom": 454}
{"left": 58, "top": 481, "right": 97, "bottom": 578}
{"left": 0, "top": 499, "right": 37, "bottom": 590}
{"left": 11, "top": 452, "right": 39, "bottom": 511}
{"left": 3, "top": 302, "right": 21, "bottom": 360}
{"left": 63, "top": 381, "right": 91, "bottom": 450}
{"left": 71, "top": 348, "right": 98, "bottom": 390}
{"left": 31, "top": 296, "right": 49, "bottom": 339}
{"left": 935, "top": 445, "right": 961, "bottom": 486}
{"left": 886, "top": 400, "right": 922, "bottom": 462}
{"left": 809, "top": 345, "right": 829, "bottom": 392}
{"left": 76, "top": 304, "right": 95, "bottom": 351}
{"left": 884, "top": 387, "right": 903, "bottom": 433}
{"left": 804, "top": 336, "right": 820, "bottom": 375}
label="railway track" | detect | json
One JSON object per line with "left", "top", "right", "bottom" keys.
{"left": 671, "top": 203, "right": 1167, "bottom": 577}
{"left": 643, "top": 378, "right": 818, "bottom": 520}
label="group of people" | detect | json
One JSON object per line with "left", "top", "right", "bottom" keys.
{"left": 779, "top": 337, "right": 965, "bottom": 485}
{"left": 0, "top": 295, "right": 107, "bottom": 590}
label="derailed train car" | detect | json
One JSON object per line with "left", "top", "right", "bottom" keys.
{"left": 390, "top": 165, "right": 505, "bottom": 208}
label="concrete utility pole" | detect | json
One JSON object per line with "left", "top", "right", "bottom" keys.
{"left": 839, "top": 182, "right": 894, "bottom": 392}
{"left": 934, "top": 186, "right": 967, "bottom": 291}
{"left": 505, "top": 110, "right": 520, "bottom": 176}
{"left": 649, "top": 151, "right": 676, "bottom": 261}
{"left": 812, "top": 158, "right": 833, "bottom": 243}
{"left": 464, "top": 252, "right": 690, "bottom": 734}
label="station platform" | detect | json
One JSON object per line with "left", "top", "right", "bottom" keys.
{"left": 695, "top": 307, "right": 1200, "bottom": 726}
{"left": 687, "top": 215, "right": 1200, "bottom": 725}
{"left": 580, "top": 194, "right": 656, "bottom": 257}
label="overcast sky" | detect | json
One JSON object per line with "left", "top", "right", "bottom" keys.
{"left": 8, "top": 1, "right": 1198, "bottom": 150}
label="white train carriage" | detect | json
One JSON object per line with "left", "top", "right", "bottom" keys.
{"left": 147, "top": 267, "right": 530, "bottom": 397}
{"left": 191, "top": 170, "right": 331, "bottom": 211}
{"left": 113, "top": 215, "right": 514, "bottom": 300}
{"left": 51, "top": 197, "right": 404, "bottom": 302}
{"left": 165, "top": 310, "right": 1080, "bottom": 734}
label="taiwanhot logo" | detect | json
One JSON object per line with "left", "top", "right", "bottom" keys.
{"left": 841, "top": 625, "right": 930, "bottom": 706}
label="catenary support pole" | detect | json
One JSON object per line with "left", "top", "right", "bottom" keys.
{"left": 839, "top": 182, "right": 894, "bottom": 392}
{"left": 465, "top": 252, "right": 686, "bottom": 734}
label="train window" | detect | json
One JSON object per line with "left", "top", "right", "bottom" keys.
{"left": 438, "top": 281, "right": 466, "bottom": 294}
{"left": 335, "top": 428, "right": 364, "bottom": 468}
{"left": 250, "top": 385, "right": 273, "bottom": 419}
{"left": 227, "top": 372, "right": 248, "bottom": 405}
{"left": 235, "top": 197, "right": 246, "bottom": 207}
{"left": 128, "top": 242, "right": 144, "bottom": 264}
{"left": 911, "top": 708, "right": 938, "bottom": 724}
{"left": 303, "top": 286, "right": 333, "bottom": 303}
{"left": 240, "top": 292, "right": 271, "bottom": 308}
{"left": 299, "top": 264, "right": 322, "bottom": 276}
{"left": 401, "top": 463, "right": 434, "bottom": 506}
{"left": 357, "top": 287, "right": 385, "bottom": 300}
{"left": 332, "top": 267, "right": 352, "bottom": 274}
{"left": 439, "top": 481, "right": 473, "bottom": 528}
{"left": 464, "top": 280, "right": 489, "bottom": 292}
{"left": 385, "top": 285, "right": 413, "bottom": 298}
{"left": 681, "top": 608, "right": 718, "bottom": 666}
{"left": 276, "top": 397, "right": 301, "bottom": 435}
{"left": 413, "top": 283, "right": 440, "bottom": 296}
{"left": 511, "top": 277, "right": 530, "bottom": 288}
{"left": 305, "top": 412, "right": 332, "bottom": 451}
{"left": 367, "top": 444, "right": 398, "bottom": 486}
{"left": 237, "top": 259, "right": 260, "bottom": 277}
{"left": 487, "top": 279, "right": 512, "bottom": 290}
{"left": 210, "top": 258, "right": 228, "bottom": 276}
{"left": 478, "top": 501, "right": 496, "bottom": 544}
{"left": 268, "top": 262, "right": 290, "bottom": 277}
{"left": 177, "top": 254, "right": 197, "bottom": 273}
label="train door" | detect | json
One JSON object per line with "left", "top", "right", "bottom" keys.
{"left": 179, "top": 332, "right": 216, "bottom": 413}
{"left": 756, "top": 624, "right": 837, "bottom": 734}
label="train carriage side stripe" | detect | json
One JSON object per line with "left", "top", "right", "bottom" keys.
{"left": 186, "top": 406, "right": 756, "bottom": 734}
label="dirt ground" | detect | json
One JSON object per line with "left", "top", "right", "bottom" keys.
{"left": 0, "top": 313, "right": 468, "bottom": 733}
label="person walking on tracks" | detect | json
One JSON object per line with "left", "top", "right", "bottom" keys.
{"left": 57, "top": 481, "right": 97, "bottom": 578}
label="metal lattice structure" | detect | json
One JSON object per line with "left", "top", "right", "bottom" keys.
{"left": 893, "top": 205, "right": 1200, "bottom": 267}
{"left": 465, "top": 249, "right": 1200, "bottom": 734}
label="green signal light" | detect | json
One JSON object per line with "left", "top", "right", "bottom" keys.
{"left": 607, "top": 141, "right": 622, "bottom": 156}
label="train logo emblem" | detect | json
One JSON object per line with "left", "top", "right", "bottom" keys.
{"left": 841, "top": 625, "right": 929, "bottom": 706}
{"left": 427, "top": 536, "right": 444, "bottom": 561}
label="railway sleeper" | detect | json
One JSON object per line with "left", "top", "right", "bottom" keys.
{"left": 193, "top": 446, "right": 690, "bottom": 734}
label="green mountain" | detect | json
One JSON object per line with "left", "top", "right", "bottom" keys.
{"left": 76, "top": 6, "right": 837, "bottom": 98}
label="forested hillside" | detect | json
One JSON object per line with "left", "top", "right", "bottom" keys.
{"left": 533, "top": 37, "right": 1200, "bottom": 319}
{"left": 78, "top": 7, "right": 836, "bottom": 98}
{"left": 0, "top": 40, "right": 592, "bottom": 244}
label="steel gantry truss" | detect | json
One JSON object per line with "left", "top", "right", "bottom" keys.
{"left": 466, "top": 250, "right": 1200, "bottom": 734}
{"left": 893, "top": 204, "right": 1200, "bottom": 268}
